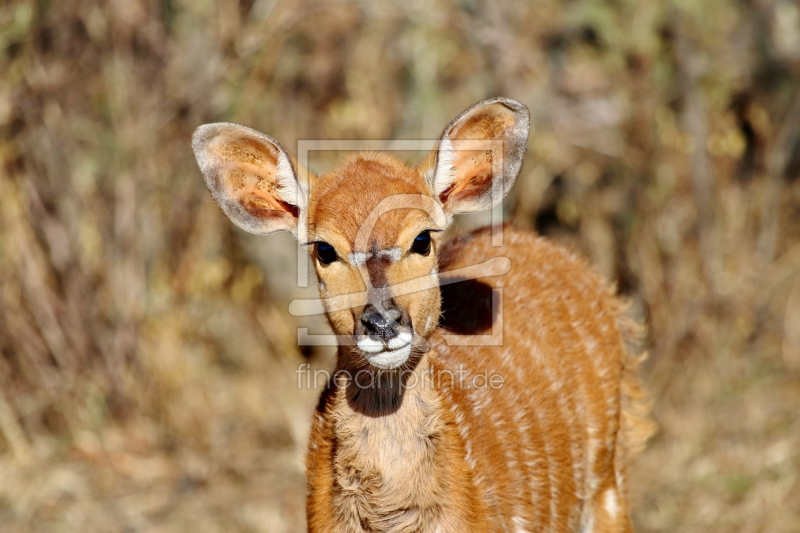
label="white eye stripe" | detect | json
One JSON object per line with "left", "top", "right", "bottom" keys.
{"left": 348, "top": 247, "right": 402, "bottom": 266}
{"left": 376, "top": 247, "right": 402, "bottom": 262}
{"left": 348, "top": 252, "right": 372, "bottom": 266}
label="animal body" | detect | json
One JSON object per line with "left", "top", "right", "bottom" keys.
{"left": 192, "top": 98, "right": 653, "bottom": 532}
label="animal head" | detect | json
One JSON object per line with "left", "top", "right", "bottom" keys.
{"left": 192, "top": 98, "right": 529, "bottom": 370}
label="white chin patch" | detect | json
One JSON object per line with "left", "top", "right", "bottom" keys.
{"left": 356, "top": 336, "right": 385, "bottom": 354}
{"left": 365, "top": 344, "right": 413, "bottom": 369}
{"left": 356, "top": 331, "right": 413, "bottom": 369}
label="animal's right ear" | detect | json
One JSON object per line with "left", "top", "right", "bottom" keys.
{"left": 192, "top": 123, "right": 313, "bottom": 235}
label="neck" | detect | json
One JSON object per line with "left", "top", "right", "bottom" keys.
{"left": 328, "top": 348, "right": 447, "bottom": 529}
{"left": 307, "top": 344, "right": 491, "bottom": 532}
{"left": 334, "top": 347, "right": 432, "bottom": 416}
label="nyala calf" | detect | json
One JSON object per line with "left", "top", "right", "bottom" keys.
{"left": 192, "top": 98, "right": 653, "bottom": 533}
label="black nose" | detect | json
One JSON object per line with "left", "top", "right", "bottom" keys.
{"left": 360, "top": 304, "right": 400, "bottom": 341}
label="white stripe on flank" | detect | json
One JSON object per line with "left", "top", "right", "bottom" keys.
{"left": 603, "top": 488, "right": 618, "bottom": 520}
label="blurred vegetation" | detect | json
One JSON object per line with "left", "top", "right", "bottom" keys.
{"left": 0, "top": 0, "right": 799, "bottom": 531}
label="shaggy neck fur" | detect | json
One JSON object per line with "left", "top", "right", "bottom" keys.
{"left": 329, "top": 352, "right": 449, "bottom": 532}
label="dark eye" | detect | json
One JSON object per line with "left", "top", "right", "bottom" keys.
{"left": 411, "top": 231, "right": 432, "bottom": 256}
{"left": 316, "top": 242, "right": 337, "bottom": 265}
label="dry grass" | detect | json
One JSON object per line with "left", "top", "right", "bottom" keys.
{"left": 0, "top": 0, "right": 798, "bottom": 531}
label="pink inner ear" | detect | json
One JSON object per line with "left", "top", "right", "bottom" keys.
{"left": 238, "top": 187, "right": 299, "bottom": 218}
{"left": 449, "top": 107, "right": 516, "bottom": 141}
{"left": 217, "top": 136, "right": 277, "bottom": 170}
{"left": 439, "top": 151, "right": 493, "bottom": 205}
{"left": 219, "top": 155, "right": 299, "bottom": 220}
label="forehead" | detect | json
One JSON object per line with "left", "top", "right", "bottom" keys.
{"left": 307, "top": 154, "right": 435, "bottom": 249}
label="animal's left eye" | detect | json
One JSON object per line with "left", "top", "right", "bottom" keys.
{"left": 316, "top": 242, "right": 338, "bottom": 265}
{"left": 411, "top": 231, "right": 432, "bottom": 256}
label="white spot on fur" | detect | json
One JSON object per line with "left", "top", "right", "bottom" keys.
{"left": 580, "top": 509, "right": 595, "bottom": 533}
{"left": 512, "top": 515, "right": 531, "bottom": 533}
{"left": 603, "top": 488, "right": 619, "bottom": 520}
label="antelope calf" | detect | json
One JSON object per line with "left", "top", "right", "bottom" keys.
{"left": 192, "top": 98, "right": 653, "bottom": 532}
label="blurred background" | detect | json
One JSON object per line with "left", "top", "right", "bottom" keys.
{"left": 1, "top": 0, "right": 799, "bottom": 531}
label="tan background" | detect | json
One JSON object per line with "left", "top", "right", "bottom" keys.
{"left": 1, "top": 0, "right": 799, "bottom": 531}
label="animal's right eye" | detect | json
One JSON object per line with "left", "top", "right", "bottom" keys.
{"left": 411, "top": 230, "right": 432, "bottom": 256}
{"left": 316, "top": 242, "right": 337, "bottom": 265}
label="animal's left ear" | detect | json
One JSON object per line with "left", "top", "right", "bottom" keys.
{"left": 421, "top": 97, "right": 530, "bottom": 215}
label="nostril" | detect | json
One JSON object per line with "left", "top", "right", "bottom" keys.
{"left": 360, "top": 310, "right": 398, "bottom": 341}
{"left": 361, "top": 312, "right": 387, "bottom": 331}
{"left": 362, "top": 311, "right": 392, "bottom": 332}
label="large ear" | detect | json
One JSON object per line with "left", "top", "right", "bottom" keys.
{"left": 192, "top": 123, "right": 312, "bottom": 235}
{"left": 421, "top": 97, "right": 529, "bottom": 215}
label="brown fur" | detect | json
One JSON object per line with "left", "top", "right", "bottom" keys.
{"left": 191, "top": 98, "right": 654, "bottom": 533}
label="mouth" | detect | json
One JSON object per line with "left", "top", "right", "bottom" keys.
{"left": 356, "top": 330, "right": 414, "bottom": 369}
